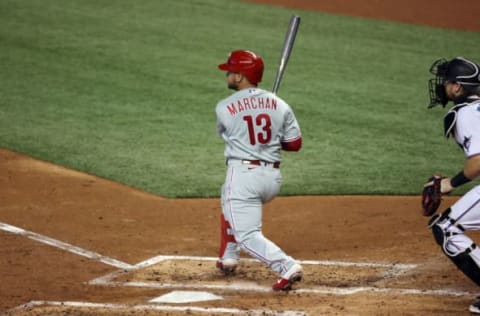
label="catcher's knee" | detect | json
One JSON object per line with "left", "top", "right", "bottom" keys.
{"left": 428, "top": 208, "right": 452, "bottom": 246}
{"left": 428, "top": 208, "right": 464, "bottom": 247}
{"left": 431, "top": 221, "right": 445, "bottom": 246}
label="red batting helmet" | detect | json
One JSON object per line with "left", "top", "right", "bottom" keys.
{"left": 218, "top": 50, "right": 264, "bottom": 84}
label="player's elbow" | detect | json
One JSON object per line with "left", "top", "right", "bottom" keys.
{"left": 281, "top": 137, "right": 302, "bottom": 151}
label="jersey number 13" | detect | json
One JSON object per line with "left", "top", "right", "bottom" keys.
{"left": 243, "top": 114, "right": 272, "bottom": 145}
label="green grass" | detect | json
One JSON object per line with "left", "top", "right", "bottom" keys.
{"left": 1, "top": 0, "right": 479, "bottom": 197}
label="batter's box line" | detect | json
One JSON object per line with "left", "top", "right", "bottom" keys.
{"left": 9, "top": 300, "right": 306, "bottom": 316}
{"left": 96, "top": 280, "right": 473, "bottom": 297}
{"left": 88, "top": 254, "right": 416, "bottom": 287}
{"left": 134, "top": 255, "right": 418, "bottom": 278}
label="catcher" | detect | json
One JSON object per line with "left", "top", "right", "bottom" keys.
{"left": 423, "top": 57, "right": 480, "bottom": 314}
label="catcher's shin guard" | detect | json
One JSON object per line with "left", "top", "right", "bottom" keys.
{"left": 449, "top": 248, "right": 480, "bottom": 286}
{"left": 429, "top": 210, "right": 480, "bottom": 286}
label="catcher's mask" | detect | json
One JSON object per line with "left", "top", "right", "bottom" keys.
{"left": 428, "top": 57, "right": 480, "bottom": 108}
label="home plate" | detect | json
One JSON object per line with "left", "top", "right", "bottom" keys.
{"left": 150, "top": 291, "right": 223, "bottom": 303}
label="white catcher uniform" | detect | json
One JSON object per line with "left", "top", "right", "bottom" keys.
{"left": 434, "top": 96, "right": 480, "bottom": 265}
{"left": 427, "top": 57, "right": 480, "bottom": 313}
{"left": 216, "top": 87, "right": 302, "bottom": 279}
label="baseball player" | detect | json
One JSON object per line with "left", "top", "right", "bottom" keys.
{"left": 214, "top": 49, "right": 303, "bottom": 291}
{"left": 425, "top": 56, "right": 480, "bottom": 313}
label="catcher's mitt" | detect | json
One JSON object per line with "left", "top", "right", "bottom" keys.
{"left": 422, "top": 175, "right": 444, "bottom": 216}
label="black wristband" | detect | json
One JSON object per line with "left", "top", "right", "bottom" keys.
{"left": 450, "top": 171, "right": 471, "bottom": 188}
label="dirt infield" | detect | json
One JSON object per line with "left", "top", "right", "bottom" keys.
{"left": 1, "top": 1, "right": 480, "bottom": 315}
{"left": 1, "top": 148, "right": 480, "bottom": 315}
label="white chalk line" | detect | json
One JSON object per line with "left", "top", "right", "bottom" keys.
{"left": 1, "top": 221, "right": 472, "bottom": 299}
{"left": 9, "top": 300, "right": 306, "bottom": 315}
{"left": 91, "top": 279, "right": 472, "bottom": 297}
{"left": 134, "top": 254, "right": 417, "bottom": 271}
{"left": 132, "top": 254, "right": 416, "bottom": 281}
{"left": 88, "top": 254, "right": 416, "bottom": 292}
{"left": 0, "top": 222, "right": 132, "bottom": 270}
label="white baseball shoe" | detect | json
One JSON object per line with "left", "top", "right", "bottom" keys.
{"left": 469, "top": 297, "right": 480, "bottom": 314}
{"left": 216, "top": 258, "right": 238, "bottom": 275}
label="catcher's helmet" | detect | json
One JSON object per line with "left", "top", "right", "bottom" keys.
{"left": 218, "top": 50, "right": 264, "bottom": 85}
{"left": 428, "top": 57, "right": 480, "bottom": 107}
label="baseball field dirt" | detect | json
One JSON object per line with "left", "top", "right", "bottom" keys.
{"left": 2, "top": 1, "right": 480, "bottom": 315}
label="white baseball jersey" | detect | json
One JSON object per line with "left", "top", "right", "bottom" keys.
{"left": 216, "top": 87, "right": 302, "bottom": 279}
{"left": 452, "top": 98, "right": 480, "bottom": 158}
{"left": 216, "top": 88, "right": 301, "bottom": 162}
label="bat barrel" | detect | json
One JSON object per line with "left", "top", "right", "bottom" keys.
{"left": 272, "top": 15, "right": 301, "bottom": 94}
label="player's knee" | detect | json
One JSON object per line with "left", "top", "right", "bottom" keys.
{"left": 234, "top": 229, "right": 263, "bottom": 248}
{"left": 428, "top": 208, "right": 464, "bottom": 252}
{"left": 431, "top": 222, "right": 444, "bottom": 246}
{"left": 428, "top": 208, "right": 451, "bottom": 246}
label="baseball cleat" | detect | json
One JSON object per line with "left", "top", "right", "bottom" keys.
{"left": 469, "top": 297, "right": 480, "bottom": 314}
{"left": 272, "top": 264, "right": 303, "bottom": 291}
{"left": 216, "top": 259, "right": 238, "bottom": 275}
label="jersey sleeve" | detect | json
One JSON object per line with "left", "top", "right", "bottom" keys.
{"left": 281, "top": 108, "right": 301, "bottom": 142}
{"left": 216, "top": 118, "right": 226, "bottom": 137}
{"left": 215, "top": 104, "right": 226, "bottom": 137}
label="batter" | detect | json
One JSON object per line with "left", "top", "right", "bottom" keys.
{"left": 425, "top": 56, "right": 480, "bottom": 314}
{"left": 215, "top": 50, "right": 303, "bottom": 291}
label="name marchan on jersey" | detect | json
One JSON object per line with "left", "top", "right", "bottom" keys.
{"left": 227, "top": 97, "right": 277, "bottom": 116}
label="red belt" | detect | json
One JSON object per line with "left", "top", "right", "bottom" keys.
{"left": 242, "top": 160, "right": 280, "bottom": 169}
